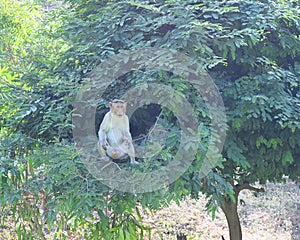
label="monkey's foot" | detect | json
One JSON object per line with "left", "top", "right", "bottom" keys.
{"left": 130, "top": 160, "right": 139, "bottom": 165}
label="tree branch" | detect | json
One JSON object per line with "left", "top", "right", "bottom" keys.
{"left": 235, "top": 183, "right": 265, "bottom": 194}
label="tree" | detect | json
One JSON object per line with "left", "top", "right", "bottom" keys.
{"left": 1, "top": 0, "right": 299, "bottom": 239}
{"left": 0, "top": 1, "right": 81, "bottom": 238}
{"left": 208, "top": 1, "right": 300, "bottom": 238}
{"left": 60, "top": 0, "right": 300, "bottom": 239}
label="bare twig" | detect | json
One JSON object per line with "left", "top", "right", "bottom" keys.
{"left": 133, "top": 110, "right": 163, "bottom": 142}
{"left": 235, "top": 183, "right": 265, "bottom": 194}
{"left": 100, "top": 160, "right": 121, "bottom": 171}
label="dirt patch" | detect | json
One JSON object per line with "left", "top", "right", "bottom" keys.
{"left": 142, "top": 181, "right": 300, "bottom": 240}
{"left": 291, "top": 203, "right": 300, "bottom": 240}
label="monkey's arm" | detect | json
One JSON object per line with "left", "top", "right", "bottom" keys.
{"left": 122, "top": 115, "right": 137, "bottom": 164}
{"left": 98, "top": 129, "right": 109, "bottom": 150}
{"left": 123, "top": 115, "right": 133, "bottom": 141}
{"left": 98, "top": 113, "right": 111, "bottom": 149}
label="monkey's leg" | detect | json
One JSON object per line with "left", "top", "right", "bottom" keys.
{"left": 119, "top": 142, "right": 138, "bottom": 165}
{"left": 97, "top": 141, "right": 111, "bottom": 162}
{"left": 127, "top": 142, "right": 139, "bottom": 165}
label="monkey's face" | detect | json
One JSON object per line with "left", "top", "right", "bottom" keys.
{"left": 111, "top": 102, "right": 127, "bottom": 116}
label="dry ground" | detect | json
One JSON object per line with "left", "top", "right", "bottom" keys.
{"left": 142, "top": 180, "right": 300, "bottom": 240}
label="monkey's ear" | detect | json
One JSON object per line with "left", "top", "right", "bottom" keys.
{"left": 109, "top": 102, "right": 113, "bottom": 109}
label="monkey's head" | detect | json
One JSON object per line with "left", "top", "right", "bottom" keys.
{"left": 109, "top": 99, "right": 127, "bottom": 116}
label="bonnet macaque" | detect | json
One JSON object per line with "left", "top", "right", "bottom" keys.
{"left": 98, "top": 99, "right": 138, "bottom": 165}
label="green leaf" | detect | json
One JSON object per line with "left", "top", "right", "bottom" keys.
{"left": 282, "top": 150, "right": 294, "bottom": 166}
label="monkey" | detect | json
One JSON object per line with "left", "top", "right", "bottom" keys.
{"left": 98, "top": 99, "right": 138, "bottom": 165}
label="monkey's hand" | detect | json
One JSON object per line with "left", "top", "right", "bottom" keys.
{"left": 98, "top": 140, "right": 109, "bottom": 151}
{"left": 102, "top": 143, "right": 109, "bottom": 151}
{"left": 123, "top": 136, "right": 132, "bottom": 145}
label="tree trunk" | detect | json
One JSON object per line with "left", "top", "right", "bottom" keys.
{"left": 177, "top": 233, "right": 187, "bottom": 240}
{"left": 220, "top": 183, "right": 264, "bottom": 240}
{"left": 221, "top": 193, "right": 242, "bottom": 240}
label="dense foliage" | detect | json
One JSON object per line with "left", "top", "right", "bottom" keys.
{"left": 0, "top": 0, "right": 299, "bottom": 239}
